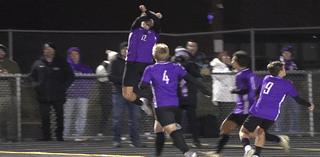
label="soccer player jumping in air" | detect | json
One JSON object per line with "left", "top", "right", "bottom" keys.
{"left": 122, "top": 5, "right": 162, "bottom": 116}
{"left": 139, "top": 43, "right": 211, "bottom": 157}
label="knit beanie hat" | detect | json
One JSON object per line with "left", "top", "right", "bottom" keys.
{"left": 0, "top": 44, "right": 7, "bottom": 53}
{"left": 43, "top": 42, "right": 56, "bottom": 50}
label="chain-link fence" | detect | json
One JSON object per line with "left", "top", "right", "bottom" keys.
{"left": 0, "top": 71, "right": 319, "bottom": 142}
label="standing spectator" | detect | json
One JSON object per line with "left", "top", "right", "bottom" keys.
{"left": 0, "top": 44, "right": 20, "bottom": 141}
{"left": 108, "top": 42, "right": 145, "bottom": 147}
{"left": 95, "top": 49, "right": 118, "bottom": 137}
{"left": 0, "top": 44, "right": 20, "bottom": 74}
{"left": 29, "top": 43, "right": 74, "bottom": 141}
{"left": 210, "top": 51, "right": 236, "bottom": 123}
{"left": 64, "top": 47, "right": 93, "bottom": 141}
{"left": 186, "top": 40, "right": 210, "bottom": 76}
{"left": 239, "top": 61, "right": 314, "bottom": 157}
{"left": 122, "top": 5, "right": 162, "bottom": 116}
{"left": 172, "top": 47, "right": 203, "bottom": 148}
{"left": 274, "top": 46, "right": 300, "bottom": 133}
{"left": 139, "top": 43, "right": 211, "bottom": 157}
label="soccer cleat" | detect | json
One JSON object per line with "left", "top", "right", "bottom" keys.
{"left": 243, "top": 148, "right": 255, "bottom": 157}
{"left": 140, "top": 97, "right": 153, "bottom": 116}
{"left": 192, "top": 140, "right": 203, "bottom": 148}
{"left": 184, "top": 151, "right": 197, "bottom": 157}
{"left": 279, "top": 135, "right": 290, "bottom": 153}
{"left": 251, "top": 155, "right": 259, "bottom": 157}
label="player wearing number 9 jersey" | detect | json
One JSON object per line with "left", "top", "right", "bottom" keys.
{"left": 239, "top": 61, "right": 314, "bottom": 157}
{"left": 249, "top": 62, "right": 313, "bottom": 121}
{"left": 139, "top": 43, "right": 211, "bottom": 157}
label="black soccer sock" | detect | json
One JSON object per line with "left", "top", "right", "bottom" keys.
{"left": 170, "top": 130, "right": 189, "bottom": 154}
{"left": 241, "top": 138, "right": 251, "bottom": 149}
{"left": 216, "top": 134, "right": 229, "bottom": 153}
{"left": 155, "top": 132, "right": 165, "bottom": 156}
{"left": 254, "top": 146, "right": 262, "bottom": 156}
{"left": 132, "top": 97, "right": 142, "bottom": 106}
{"left": 265, "top": 132, "right": 280, "bottom": 143}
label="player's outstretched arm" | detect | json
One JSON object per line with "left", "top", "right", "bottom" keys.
{"left": 293, "top": 95, "right": 314, "bottom": 109}
{"left": 138, "top": 81, "right": 150, "bottom": 90}
{"left": 183, "top": 74, "right": 211, "bottom": 97}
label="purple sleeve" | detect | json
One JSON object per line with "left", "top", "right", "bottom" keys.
{"left": 285, "top": 80, "right": 299, "bottom": 97}
{"left": 141, "top": 66, "right": 152, "bottom": 83}
{"left": 126, "top": 31, "right": 138, "bottom": 61}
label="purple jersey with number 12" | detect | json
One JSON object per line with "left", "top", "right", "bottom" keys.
{"left": 141, "top": 62, "right": 187, "bottom": 108}
{"left": 249, "top": 75, "right": 299, "bottom": 121}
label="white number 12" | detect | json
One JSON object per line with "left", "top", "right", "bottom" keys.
{"left": 263, "top": 82, "right": 274, "bottom": 94}
{"left": 162, "top": 70, "right": 170, "bottom": 84}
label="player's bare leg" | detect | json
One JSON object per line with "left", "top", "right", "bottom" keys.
{"left": 122, "top": 86, "right": 153, "bottom": 116}
{"left": 239, "top": 126, "right": 255, "bottom": 157}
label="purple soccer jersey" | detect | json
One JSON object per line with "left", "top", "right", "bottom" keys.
{"left": 126, "top": 28, "right": 160, "bottom": 63}
{"left": 249, "top": 75, "right": 299, "bottom": 121}
{"left": 234, "top": 68, "right": 262, "bottom": 114}
{"left": 141, "top": 62, "right": 187, "bottom": 108}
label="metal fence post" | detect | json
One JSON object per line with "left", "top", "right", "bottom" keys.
{"left": 250, "top": 29, "right": 255, "bottom": 71}
{"left": 8, "top": 29, "right": 13, "bottom": 60}
{"left": 307, "top": 72, "right": 314, "bottom": 137}
{"left": 16, "top": 75, "right": 22, "bottom": 142}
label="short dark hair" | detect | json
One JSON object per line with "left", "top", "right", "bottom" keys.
{"left": 267, "top": 61, "right": 285, "bottom": 76}
{"left": 232, "top": 51, "right": 249, "bottom": 67}
{"left": 186, "top": 39, "right": 198, "bottom": 45}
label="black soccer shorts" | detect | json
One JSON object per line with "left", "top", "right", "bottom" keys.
{"left": 123, "top": 61, "right": 152, "bottom": 87}
{"left": 242, "top": 114, "right": 274, "bottom": 132}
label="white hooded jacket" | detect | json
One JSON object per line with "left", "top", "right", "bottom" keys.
{"left": 210, "top": 58, "right": 237, "bottom": 103}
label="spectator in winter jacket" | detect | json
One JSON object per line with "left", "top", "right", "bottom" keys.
{"left": 172, "top": 46, "right": 203, "bottom": 148}
{"left": 64, "top": 47, "right": 94, "bottom": 141}
{"left": 95, "top": 49, "right": 118, "bottom": 137}
{"left": 0, "top": 44, "right": 20, "bottom": 141}
{"left": 29, "top": 42, "right": 74, "bottom": 141}
{"left": 210, "top": 51, "right": 237, "bottom": 123}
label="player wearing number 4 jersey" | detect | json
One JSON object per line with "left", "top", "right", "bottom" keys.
{"left": 139, "top": 43, "right": 211, "bottom": 157}
{"left": 239, "top": 61, "right": 314, "bottom": 157}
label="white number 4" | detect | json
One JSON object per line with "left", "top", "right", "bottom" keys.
{"left": 162, "top": 70, "right": 170, "bottom": 84}
{"left": 263, "top": 82, "right": 274, "bottom": 94}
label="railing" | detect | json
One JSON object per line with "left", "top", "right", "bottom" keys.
{"left": 0, "top": 71, "right": 319, "bottom": 142}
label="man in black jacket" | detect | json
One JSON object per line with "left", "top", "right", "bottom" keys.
{"left": 172, "top": 47, "right": 203, "bottom": 148}
{"left": 108, "top": 42, "right": 145, "bottom": 148}
{"left": 29, "top": 43, "right": 74, "bottom": 141}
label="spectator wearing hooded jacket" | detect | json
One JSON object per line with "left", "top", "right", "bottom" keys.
{"left": 210, "top": 51, "right": 237, "bottom": 123}
{"left": 64, "top": 47, "right": 93, "bottom": 140}
{"left": 274, "top": 46, "right": 301, "bottom": 133}
{"left": 29, "top": 43, "right": 74, "bottom": 141}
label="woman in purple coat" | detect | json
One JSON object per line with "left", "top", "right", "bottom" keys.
{"left": 64, "top": 47, "right": 93, "bottom": 141}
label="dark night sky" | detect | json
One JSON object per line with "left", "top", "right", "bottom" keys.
{"left": 1, "top": 0, "right": 320, "bottom": 32}
{"left": 0, "top": 0, "right": 213, "bottom": 33}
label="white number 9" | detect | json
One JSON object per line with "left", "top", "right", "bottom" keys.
{"left": 263, "top": 82, "right": 274, "bottom": 94}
